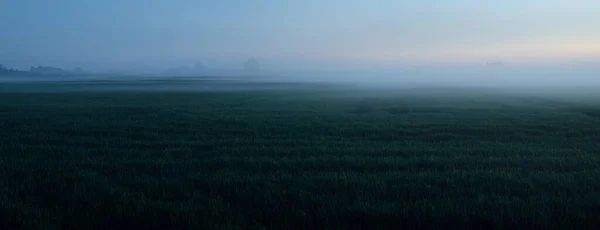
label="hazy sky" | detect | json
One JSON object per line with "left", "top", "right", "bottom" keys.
{"left": 1, "top": 0, "right": 600, "bottom": 70}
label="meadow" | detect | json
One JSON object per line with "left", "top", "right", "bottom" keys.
{"left": 1, "top": 81, "right": 599, "bottom": 229}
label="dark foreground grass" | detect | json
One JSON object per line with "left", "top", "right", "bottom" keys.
{"left": 1, "top": 85, "right": 599, "bottom": 229}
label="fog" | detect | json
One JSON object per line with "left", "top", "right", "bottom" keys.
{"left": 2, "top": 1, "right": 599, "bottom": 89}
{"left": 2, "top": 62, "right": 599, "bottom": 90}
{"left": 271, "top": 64, "right": 600, "bottom": 87}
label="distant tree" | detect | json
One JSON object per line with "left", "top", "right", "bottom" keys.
{"left": 0, "top": 64, "right": 16, "bottom": 74}
{"left": 0, "top": 64, "right": 26, "bottom": 76}
{"left": 29, "top": 66, "right": 67, "bottom": 75}
{"left": 72, "top": 67, "right": 84, "bottom": 73}
{"left": 194, "top": 61, "right": 205, "bottom": 70}
{"left": 485, "top": 61, "right": 505, "bottom": 67}
{"left": 244, "top": 58, "right": 260, "bottom": 73}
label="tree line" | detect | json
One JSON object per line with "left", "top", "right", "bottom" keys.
{"left": 0, "top": 64, "right": 84, "bottom": 76}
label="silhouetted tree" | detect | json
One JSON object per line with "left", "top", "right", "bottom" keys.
{"left": 72, "top": 67, "right": 84, "bottom": 73}
{"left": 194, "top": 61, "right": 205, "bottom": 70}
{"left": 244, "top": 58, "right": 260, "bottom": 73}
{"left": 0, "top": 64, "right": 26, "bottom": 75}
{"left": 485, "top": 61, "right": 505, "bottom": 67}
{"left": 29, "top": 66, "right": 67, "bottom": 75}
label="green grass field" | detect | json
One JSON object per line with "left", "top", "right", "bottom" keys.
{"left": 1, "top": 81, "right": 599, "bottom": 229}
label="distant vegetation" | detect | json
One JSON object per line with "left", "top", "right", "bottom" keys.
{"left": 163, "top": 59, "right": 261, "bottom": 77}
{"left": 0, "top": 64, "right": 85, "bottom": 77}
{"left": 244, "top": 58, "right": 260, "bottom": 73}
{"left": 0, "top": 64, "right": 27, "bottom": 76}
{"left": 28, "top": 66, "right": 69, "bottom": 75}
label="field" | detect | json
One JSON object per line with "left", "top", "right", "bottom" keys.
{"left": 1, "top": 80, "right": 599, "bottom": 229}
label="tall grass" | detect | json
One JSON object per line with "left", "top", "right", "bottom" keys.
{"left": 1, "top": 87, "right": 599, "bottom": 229}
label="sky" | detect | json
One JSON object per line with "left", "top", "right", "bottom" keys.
{"left": 1, "top": 0, "right": 600, "bottom": 71}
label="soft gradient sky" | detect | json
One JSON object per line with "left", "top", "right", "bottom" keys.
{"left": 1, "top": 0, "right": 599, "bottom": 70}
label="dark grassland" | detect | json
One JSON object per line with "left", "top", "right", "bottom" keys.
{"left": 1, "top": 82, "right": 599, "bottom": 229}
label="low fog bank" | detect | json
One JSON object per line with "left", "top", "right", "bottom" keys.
{"left": 2, "top": 64, "right": 599, "bottom": 93}
{"left": 269, "top": 65, "right": 600, "bottom": 88}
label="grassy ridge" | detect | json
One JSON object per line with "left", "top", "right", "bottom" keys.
{"left": 1, "top": 88, "right": 599, "bottom": 229}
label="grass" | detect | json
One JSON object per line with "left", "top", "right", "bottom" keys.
{"left": 0, "top": 82, "right": 599, "bottom": 229}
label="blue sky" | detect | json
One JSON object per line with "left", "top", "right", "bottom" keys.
{"left": 1, "top": 0, "right": 599, "bottom": 70}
